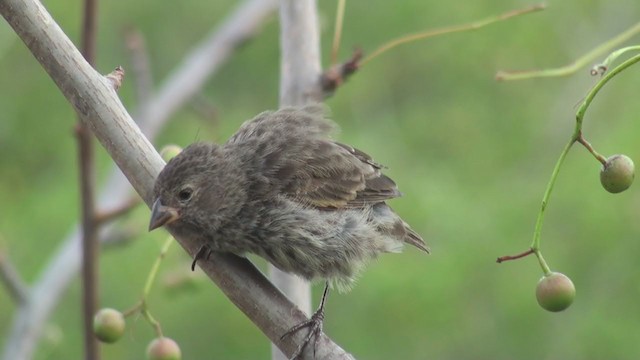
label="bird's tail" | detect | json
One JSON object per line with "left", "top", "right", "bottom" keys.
{"left": 372, "top": 203, "right": 430, "bottom": 254}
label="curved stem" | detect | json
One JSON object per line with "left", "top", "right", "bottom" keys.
{"left": 530, "top": 136, "right": 577, "bottom": 252}
{"left": 497, "top": 22, "right": 640, "bottom": 81}
{"left": 577, "top": 53, "right": 640, "bottom": 124}
{"left": 577, "top": 133, "right": 607, "bottom": 165}
{"left": 141, "top": 304, "right": 163, "bottom": 337}
{"left": 360, "top": 3, "right": 545, "bottom": 66}
{"left": 534, "top": 249, "right": 552, "bottom": 276}
{"left": 122, "top": 237, "right": 173, "bottom": 335}
{"left": 528, "top": 52, "right": 640, "bottom": 275}
{"left": 143, "top": 237, "right": 173, "bottom": 297}
{"left": 594, "top": 45, "right": 640, "bottom": 74}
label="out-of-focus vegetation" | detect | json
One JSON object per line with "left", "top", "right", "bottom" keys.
{"left": 2, "top": 0, "right": 640, "bottom": 359}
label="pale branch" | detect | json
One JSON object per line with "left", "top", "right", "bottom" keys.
{"left": 1, "top": 0, "right": 278, "bottom": 359}
{"left": 0, "top": 0, "right": 352, "bottom": 359}
{"left": 273, "top": 0, "right": 325, "bottom": 359}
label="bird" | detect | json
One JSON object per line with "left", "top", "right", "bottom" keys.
{"left": 148, "top": 104, "right": 429, "bottom": 359}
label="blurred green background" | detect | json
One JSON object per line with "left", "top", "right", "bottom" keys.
{"left": 2, "top": 0, "right": 640, "bottom": 359}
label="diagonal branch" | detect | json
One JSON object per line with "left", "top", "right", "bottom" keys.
{"left": 0, "top": 0, "right": 352, "bottom": 359}
{"left": 0, "top": 251, "right": 29, "bottom": 305}
{"left": 1, "top": 1, "right": 277, "bottom": 359}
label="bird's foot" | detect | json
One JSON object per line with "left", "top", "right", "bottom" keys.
{"left": 191, "top": 244, "right": 213, "bottom": 271}
{"left": 280, "top": 307, "right": 325, "bottom": 360}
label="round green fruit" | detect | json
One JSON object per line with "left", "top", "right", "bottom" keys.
{"left": 147, "top": 337, "right": 182, "bottom": 360}
{"left": 93, "top": 308, "right": 125, "bottom": 343}
{"left": 600, "top": 154, "right": 634, "bottom": 193}
{"left": 160, "top": 145, "right": 183, "bottom": 162}
{"left": 536, "top": 272, "right": 575, "bottom": 312}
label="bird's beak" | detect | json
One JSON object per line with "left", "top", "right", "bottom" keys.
{"left": 149, "top": 199, "right": 180, "bottom": 231}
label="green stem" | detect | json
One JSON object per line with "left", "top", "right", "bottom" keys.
{"left": 594, "top": 45, "right": 640, "bottom": 74}
{"left": 122, "top": 236, "right": 173, "bottom": 336}
{"left": 534, "top": 249, "right": 552, "bottom": 276}
{"left": 576, "top": 53, "right": 640, "bottom": 124}
{"left": 528, "top": 52, "right": 640, "bottom": 275}
{"left": 577, "top": 133, "right": 607, "bottom": 165}
{"left": 141, "top": 306, "right": 163, "bottom": 337}
{"left": 530, "top": 137, "right": 577, "bottom": 252}
{"left": 143, "top": 236, "right": 173, "bottom": 297}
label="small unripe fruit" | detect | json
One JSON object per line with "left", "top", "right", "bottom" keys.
{"left": 536, "top": 272, "right": 575, "bottom": 312}
{"left": 93, "top": 308, "right": 125, "bottom": 343}
{"left": 600, "top": 154, "right": 634, "bottom": 193}
{"left": 160, "top": 145, "right": 183, "bottom": 162}
{"left": 146, "top": 337, "right": 182, "bottom": 360}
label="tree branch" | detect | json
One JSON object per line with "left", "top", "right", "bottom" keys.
{"left": 78, "top": 0, "right": 100, "bottom": 357}
{"left": 0, "top": 0, "right": 351, "bottom": 358}
{"left": 1, "top": 1, "right": 277, "bottom": 359}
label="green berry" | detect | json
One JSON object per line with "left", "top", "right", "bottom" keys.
{"left": 160, "top": 145, "right": 183, "bottom": 162}
{"left": 536, "top": 272, "right": 575, "bottom": 312}
{"left": 147, "top": 337, "right": 182, "bottom": 360}
{"left": 600, "top": 154, "right": 634, "bottom": 193}
{"left": 93, "top": 308, "right": 125, "bottom": 343}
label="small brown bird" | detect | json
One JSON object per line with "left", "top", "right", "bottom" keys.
{"left": 149, "top": 105, "right": 428, "bottom": 358}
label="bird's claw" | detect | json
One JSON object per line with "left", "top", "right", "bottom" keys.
{"left": 281, "top": 308, "right": 325, "bottom": 360}
{"left": 191, "top": 244, "right": 213, "bottom": 271}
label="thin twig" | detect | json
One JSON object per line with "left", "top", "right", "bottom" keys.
{"left": 0, "top": 252, "right": 29, "bottom": 305}
{"left": 361, "top": 3, "right": 545, "bottom": 66}
{"left": 577, "top": 132, "right": 606, "bottom": 165}
{"left": 78, "top": 0, "right": 100, "bottom": 358}
{"left": 94, "top": 197, "right": 141, "bottom": 226}
{"left": 330, "top": 0, "right": 346, "bottom": 66}
{"left": 496, "top": 248, "right": 534, "bottom": 263}
{"left": 496, "top": 21, "right": 640, "bottom": 81}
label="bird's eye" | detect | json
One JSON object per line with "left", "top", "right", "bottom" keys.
{"left": 178, "top": 188, "right": 193, "bottom": 202}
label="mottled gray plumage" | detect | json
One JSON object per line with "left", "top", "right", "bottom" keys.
{"left": 150, "top": 105, "right": 428, "bottom": 291}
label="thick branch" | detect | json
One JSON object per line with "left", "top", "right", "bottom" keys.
{"left": 0, "top": 0, "right": 350, "bottom": 358}
{"left": 1, "top": 1, "right": 277, "bottom": 359}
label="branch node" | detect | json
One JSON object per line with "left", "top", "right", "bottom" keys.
{"left": 105, "top": 66, "right": 125, "bottom": 91}
{"left": 320, "top": 48, "right": 362, "bottom": 96}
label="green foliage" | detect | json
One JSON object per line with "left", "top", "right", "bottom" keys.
{"left": 1, "top": 0, "right": 640, "bottom": 359}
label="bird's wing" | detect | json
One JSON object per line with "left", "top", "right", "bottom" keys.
{"left": 225, "top": 105, "right": 401, "bottom": 209}
{"left": 280, "top": 140, "right": 402, "bottom": 209}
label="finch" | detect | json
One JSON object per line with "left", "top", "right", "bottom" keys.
{"left": 149, "top": 105, "right": 428, "bottom": 358}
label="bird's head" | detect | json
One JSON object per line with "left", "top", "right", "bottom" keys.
{"left": 148, "top": 142, "right": 246, "bottom": 235}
